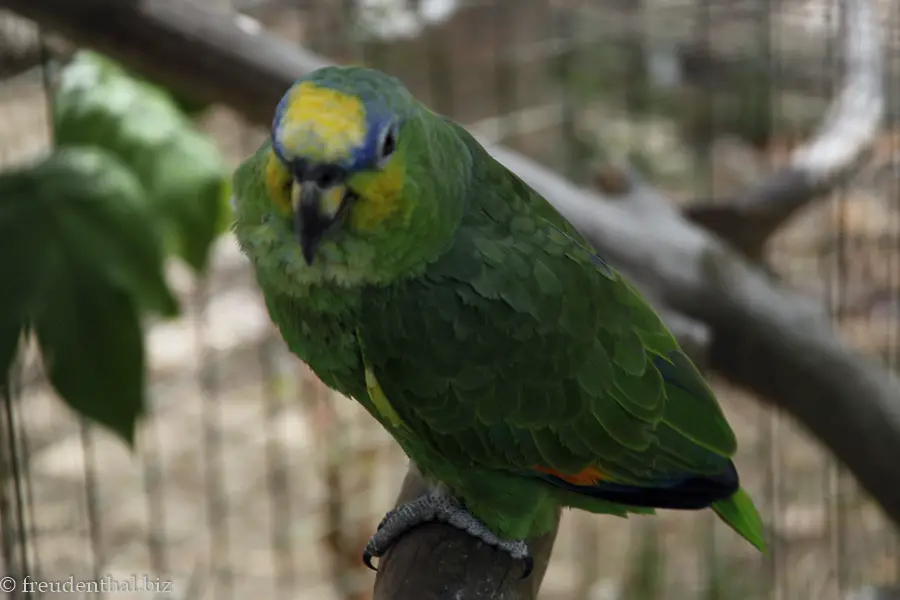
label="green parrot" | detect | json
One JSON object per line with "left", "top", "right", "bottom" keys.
{"left": 231, "top": 65, "right": 767, "bottom": 576}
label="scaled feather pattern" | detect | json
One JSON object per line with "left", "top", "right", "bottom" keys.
{"left": 231, "top": 65, "right": 767, "bottom": 552}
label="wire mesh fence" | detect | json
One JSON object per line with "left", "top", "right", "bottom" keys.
{"left": 1, "top": 0, "right": 899, "bottom": 598}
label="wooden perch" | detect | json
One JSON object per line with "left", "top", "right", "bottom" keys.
{"left": 5, "top": 0, "right": 896, "bottom": 594}
{"left": 685, "top": 0, "right": 883, "bottom": 260}
{"left": 372, "top": 465, "right": 559, "bottom": 600}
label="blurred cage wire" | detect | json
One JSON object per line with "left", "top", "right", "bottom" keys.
{"left": 0, "top": 0, "right": 899, "bottom": 598}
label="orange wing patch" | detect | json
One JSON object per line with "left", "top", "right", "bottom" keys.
{"left": 533, "top": 464, "right": 607, "bottom": 486}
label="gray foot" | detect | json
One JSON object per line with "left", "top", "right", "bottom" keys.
{"left": 362, "top": 489, "right": 533, "bottom": 578}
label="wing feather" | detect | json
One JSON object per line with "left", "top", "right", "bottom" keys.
{"left": 358, "top": 131, "right": 738, "bottom": 499}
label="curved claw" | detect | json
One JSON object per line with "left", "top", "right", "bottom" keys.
{"left": 363, "top": 550, "right": 378, "bottom": 572}
{"left": 519, "top": 555, "right": 534, "bottom": 580}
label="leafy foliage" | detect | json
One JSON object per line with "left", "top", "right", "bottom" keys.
{"left": 0, "top": 51, "right": 231, "bottom": 445}
{"left": 54, "top": 51, "right": 230, "bottom": 272}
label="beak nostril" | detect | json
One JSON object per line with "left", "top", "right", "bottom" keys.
{"left": 313, "top": 165, "right": 344, "bottom": 189}
{"left": 317, "top": 173, "right": 335, "bottom": 188}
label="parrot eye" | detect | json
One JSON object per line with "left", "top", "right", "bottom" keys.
{"left": 382, "top": 131, "right": 396, "bottom": 157}
{"left": 376, "top": 124, "right": 398, "bottom": 167}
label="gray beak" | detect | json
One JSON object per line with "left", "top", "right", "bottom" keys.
{"left": 292, "top": 180, "right": 348, "bottom": 265}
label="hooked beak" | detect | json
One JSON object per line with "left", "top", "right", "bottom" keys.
{"left": 291, "top": 180, "right": 355, "bottom": 265}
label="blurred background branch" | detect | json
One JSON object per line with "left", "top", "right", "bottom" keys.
{"left": 685, "top": 0, "right": 883, "bottom": 260}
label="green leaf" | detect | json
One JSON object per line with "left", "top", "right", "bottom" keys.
{"left": 54, "top": 51, "right": 227, "bottom": 273}
{"left": 0, "top": 247, "right": 33, "bottom": 390}
{"left": 0, "top": 147, "right": 179, "bottom": 318}
{"left": 0, "top": 181, "right": 47, "bottom": 383}
{"left": 0, "top": 323, "right": 22, "bottom": 396}
{"left": 0, "top": 147, "right": 178, "bottom": 444}
{"left": 148, "top": 134, "right": 227, "bottom": 271}
{"left": 35, "top": 271, "right": 146, "bottom": 446}
{"left": 170, "top": 91, "right": 213, "bottom": 118}
{"left": 0, "top": 146, "right": 176, "bottom": 443}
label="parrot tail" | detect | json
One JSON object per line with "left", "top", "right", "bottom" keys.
{"left": 539, "top": 461, "right": 767, "bottom": 552}
{"left": 538, "top": 459, "right": 739, "bottom": 510}
{"left": 711, "top": 487, "right": 768, "bottom": 552}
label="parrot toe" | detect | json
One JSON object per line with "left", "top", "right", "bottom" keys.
{"left": 362, "top": 494, "right": 437, "bottom": 570}
{"left": 362, "top": 548, "right": 378, "bottom": 572}
{"left": 520, "top": 554, "right": 534, "bottom": 580}
{"left": 360, "top": 490, "right": 533, "bottom": 577}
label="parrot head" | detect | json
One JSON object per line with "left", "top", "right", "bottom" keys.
{"left": 233, "top": 65, "right": 471, "bottom": 292}
{"left": 270, "top": 66, "right": 415, "bottom": 265}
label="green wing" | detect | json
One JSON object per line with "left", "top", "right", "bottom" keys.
{"left": 359, "top": 134, "right": 737, "bottom": 489}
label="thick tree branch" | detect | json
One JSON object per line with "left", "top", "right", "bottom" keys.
{"left": 0, "top": 0, "right": 330, "bottom": 126}
{"left": 0, "top": 12, "right": 41, "bottom": 77}
{"left": 7, "top": 0, "right": 898, "bottom": 590}
{"left": 686, "top": 0, "right": 883, "bottom": 259}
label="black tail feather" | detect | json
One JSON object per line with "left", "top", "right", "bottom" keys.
{"left": 538, "top": 460, "right": 739, "bottom": 510}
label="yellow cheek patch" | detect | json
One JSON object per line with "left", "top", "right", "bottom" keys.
{"left": 265, "top": 150, "right": 292, "bottom": 214}
{"left": 279, "top": 82, "right": 366, "bottom": 162}
{"left": 348, "top": 153, "right": 407, "bottom": 232}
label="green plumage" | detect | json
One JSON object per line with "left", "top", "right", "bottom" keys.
{"left": 232, "top": 65, "right": 766, "bottom": 553}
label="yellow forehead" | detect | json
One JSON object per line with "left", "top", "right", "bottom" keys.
{"left": 279, "top": 82, "right": 366, "bottom": 162}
